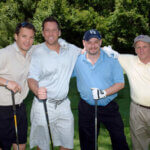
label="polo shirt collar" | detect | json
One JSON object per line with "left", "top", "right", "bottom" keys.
{"left": 83, "top": 48, "right": 104, "bottom": 64}
{"left": 13, "top": 42, "right": 20, "bottom": 53}
{"left": 137, "top": 56, "right": 150, "bottom": 65}
{"left": 43, "top": 38, "right": 68, "bottom": 53}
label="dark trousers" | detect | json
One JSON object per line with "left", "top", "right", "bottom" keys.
{"left": 78, "top": 99, "right": 129, "bottom": 150}
{"left": 0, "top": 103, "right": 27, "bottom": 150}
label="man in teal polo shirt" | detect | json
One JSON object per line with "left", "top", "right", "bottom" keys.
{"left": 72, "top": 29, "right": 129, "bottom": 150}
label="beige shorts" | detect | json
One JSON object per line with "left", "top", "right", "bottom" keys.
{"left": 30, "top": 98, "right": 74, "bottom": 150}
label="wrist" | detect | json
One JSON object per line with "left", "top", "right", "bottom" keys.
{"left": 4, "top": 80, "right": 9, "bottom": 87}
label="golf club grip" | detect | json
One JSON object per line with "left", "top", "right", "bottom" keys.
{"left": 11, "top": 91, "right": 16, "bottom": 112}
{"left": 43, "top": 100, "right": 54, "bottom": 150}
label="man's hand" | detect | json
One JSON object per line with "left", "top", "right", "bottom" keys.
{"left": 102, "top": 46, "right": 119, "bottom": 59}
{"left": 91, "top": 88, "right": 107, "bottom": 100}
{"left": 37, "top": 87, "right": 47, "bottom": 100}
{"left": 6, "top": 80, "right": 21, "bottom": 93}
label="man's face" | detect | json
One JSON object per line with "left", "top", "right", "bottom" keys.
{"left": 83, "top": 38, "right": 102, "bottom": 55}
{"left": 135, "top": 41, "right": 150, "bottom": 63}
{"left": 15, "top": 28, "right": 34, "bottom": 55}
{"left": 42, "top": 21, "right": 61, "bottom": 46}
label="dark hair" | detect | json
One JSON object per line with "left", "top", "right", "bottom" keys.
{"left": 42, "top": 16, "right": 61, "bottom": 31}
{"left": 15, "top": 22, "right": 36, "bottom": 35}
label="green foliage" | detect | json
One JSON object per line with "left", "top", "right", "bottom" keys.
{"left": 68, "top": 0, "right": 115, "bottom": 16}
{"left": 0, "top": 0, "right": 149, "bottom": 53}
{"left": 32, "top": 0, "right": 71, "bottom": 43}
{"left": 106, "top": 8, "right": 149, "bottom": 53}
{"left": 0, "top": 0, "right": 24, "bottom": 48}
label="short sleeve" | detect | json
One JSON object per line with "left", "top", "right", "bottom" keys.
{"left": 112, "top": 59, "right": 124, "bottom": 83}
{"left": 28, "top": 50, "right": 42, "bottom": 81}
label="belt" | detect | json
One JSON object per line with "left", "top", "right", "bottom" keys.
{"left": 48, "top": 97, "right": 67, "bottom": 109}
{"left": 0, "top": 102, "right": 24, "bottom": 109}
{"left": 132, "top": 101, "right": 150, "bottom": 109}
{"left": 15, "top": 102, "right": 24, "bottom": 109}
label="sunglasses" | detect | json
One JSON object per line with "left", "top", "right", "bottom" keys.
{"left": 21, "top": 22, "right": 29, "bottom": 27}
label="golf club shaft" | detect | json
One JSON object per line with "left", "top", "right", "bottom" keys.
{"left": 95, "top": 99, "right": 98, "bottom": 150}
{"left": 43, "top": 100, "right": 54, "bottom": 150}
{"left": 11, "top": 91, "right": 19, "bottom": 150}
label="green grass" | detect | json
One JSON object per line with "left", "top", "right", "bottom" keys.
{"left": 24, "top": 75, "right": 132, "bottom": 150}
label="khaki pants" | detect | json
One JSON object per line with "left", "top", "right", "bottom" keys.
{"left": 130, "top": 101, "right": 150, "bottom": 150}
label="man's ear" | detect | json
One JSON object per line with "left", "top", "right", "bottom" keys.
{"left": 100, "top": 39, "right": 102, "bottom": 46}
{"left": 59, "top": 30, "right": 61, "bottom": 37}
{"left": 42, "top": 31, "right": 44, "bottom": 37}
{"left": 82, "top": 40, "right": 86, "bottom": 48}
{"left": 14, "top": 34, "right": 17, "bottom": 41}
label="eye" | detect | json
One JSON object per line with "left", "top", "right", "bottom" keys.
{"left": 135, "top": 47, "right": 140, "bottom": 50}
{"left": 143, "top": 46, "right": 148, "bottom": 49}
{"left": 44, "top": 29, "right": 49, "bottom": 32}
{"left": 30, "top": 36, "right": 34, "bottom": 40}
{"left": 95, "top": 41, "right": 99, "bottom": 44}
{"left": 22, "top": 35, "right": 27, "bottom": 38}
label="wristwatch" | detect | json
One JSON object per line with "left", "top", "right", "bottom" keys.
{"left": 5, "top": 80, "right": 9, "bottom": 87}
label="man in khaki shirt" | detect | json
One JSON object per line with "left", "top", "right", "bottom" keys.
{"left": 0, "top": 22, "right": 35, "bottom": 150}
{"left": 103, "top": 35, "right": 150, "bottom": 150}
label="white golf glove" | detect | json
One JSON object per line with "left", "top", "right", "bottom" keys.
{"left": 102, "top": 45, "right": 119, "bottom": 59}
{"left": 91, "top": 88, "right": 107, "bottom": 100}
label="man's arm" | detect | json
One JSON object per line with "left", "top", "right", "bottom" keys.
{"left": 102, "top": 46, "right": 119, "bottom": 58}
{"left": 28, "top": 78, "right": 47, "bottom": 100}
{"left": 0, "top": 77, "right": 21, "bottom": 93}
{"left": 105, "top": 83, "right": 124, "bottom": 96}
{"left": 0, "top": 77, "right": 9, "bottom": 87}
{"left": 28, "top": 78, "right": 39, "bottom": 96}
{"left": 91, "top": 83, "right": 124, "bottom": 100}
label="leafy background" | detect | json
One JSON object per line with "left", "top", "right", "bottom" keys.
{"left": 0, "top": 0, "right": 150, "bottom": 53}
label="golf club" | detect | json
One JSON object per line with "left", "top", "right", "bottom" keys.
{"left": 95, "top": 99, "right": 98, "bottom": 150}
{"left": 11, "top": 91, "right": 19, "bottom": 150}
{"left": 43, "top": 99, "right": 54, "bottom": 150}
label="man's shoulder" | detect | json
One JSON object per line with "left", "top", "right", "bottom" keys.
{"left": 0, "top": 44, "right": 14, "bottom": 54}
{"left": 59, "top": 38, "right": 81, "bottom": 53}
{"left": 75, "top": 53, "right": 85, "bottom": 65}
{"left": 31, "top": 43, "right": 45, "bottom": 55}
{"left": 102, "top": 50, "right": 119, "bottom": 62}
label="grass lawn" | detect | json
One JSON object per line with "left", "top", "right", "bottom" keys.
{"left": 24, "top": 75, "right": 132, "bottom": 150}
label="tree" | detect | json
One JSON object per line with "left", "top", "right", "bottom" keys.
{"left": 0, "top": 0, "right": 25, "bottom": 48}
{"left": 104, "top": 0, "right": 150, "bottom": 53}
{"left": 0, "top": 0, "right": 149, "bottom": 52}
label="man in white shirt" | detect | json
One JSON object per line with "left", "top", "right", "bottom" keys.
{"left": 28, "top": 16, "right": 81, "bottom": 150}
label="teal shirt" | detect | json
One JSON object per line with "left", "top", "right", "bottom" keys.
{"left": 73, "top": 49, "right": 124, "bottom": 106}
